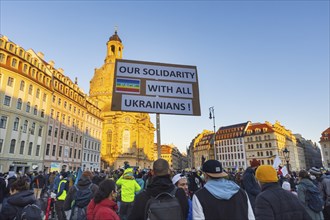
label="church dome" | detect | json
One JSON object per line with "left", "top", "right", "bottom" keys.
{"left": 109, "top": 31, "right": 122, "bottom": 43}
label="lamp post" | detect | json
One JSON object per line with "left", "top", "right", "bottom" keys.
{"left": 209, "top": 107, "right": 216, "bottom": 160}
{"left": 282, "top": 147, "right": 290, "bottom": 174}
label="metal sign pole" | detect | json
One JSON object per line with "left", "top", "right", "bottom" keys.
{"left": 156, "top": 113, "right": 161, "bottom": 159}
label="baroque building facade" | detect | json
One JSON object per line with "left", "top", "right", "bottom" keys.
{"left": 320, "top": 128, "right": 330, "bottom": 168}
{"left": 216, "top": 122, "right": 250, "bottom": 170}
{"left": 0, "top": 35, "right": 102, "bottom": 173}
{"left": 89, "top": 31, "right": 155, "bottom": 169}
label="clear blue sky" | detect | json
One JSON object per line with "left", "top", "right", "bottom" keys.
{"left": 1, "top": 1, "right": 329, "bottom": 153}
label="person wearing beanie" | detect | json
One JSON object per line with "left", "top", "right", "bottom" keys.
{"left": 242, "top": 158, "right": 261, "bottom": 212}
{"left": 192, "top": 160, "right": 255, "bottom": 220}
{"left": 254, "top": 165, "right": 312, "bottom": 220}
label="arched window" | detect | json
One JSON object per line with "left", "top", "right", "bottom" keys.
{"left": 9, "top": 139, "right": 16, "bottom": 153}
{"left": 23, "top": 120, "right": 28, "bottom": 133}
{"left": 28, "top": 142, "right": 33, "bottom": 155}
{"left": 13, "top": 117, "right": 19, "bottom": 131}
{"left": 20, "top": 141, "right": 25, "bottom": 154}
{"left": 36, "top": 89, "right": 40, "bottom": 98}
{"left": 20, "top": 80, "right": 25, "bottom": 91}
{"left": 16, "top": 98, "right": 22, "bottom": 110}
{"left": 28, "top": 85, "right": 33, "bottom": 95}
{"left": 34, "top": 105, "right": 38, "bottom": 115}
{"left": 26, "top": 102, "right": 30, "bottom": 112}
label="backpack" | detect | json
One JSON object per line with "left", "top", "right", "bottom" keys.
{"left": 70, "top": 184, "right": 93, "bottom": 220}
{"left": 145, "top": 187, "right": 183, "bottom": 220}
{"left": 16, "top": 203, "right": 43, "bottom": 220}
{"left": 301, "top": 182, "right": 324, "bottom": 212}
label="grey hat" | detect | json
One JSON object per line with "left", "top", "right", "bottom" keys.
{"left": 309, "top": 167, "right": 322, "bottom": 175}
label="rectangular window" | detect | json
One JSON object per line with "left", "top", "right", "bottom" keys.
{"left": 0, "top": 139, "right": 3, "bottom": 153}
{"left": 59, "top": 146, "right": 62, "bottom": 157}
{"left": 23, "top": 64, "right": 28, "bottom": 73}
{"left": 78, "top": 150, "right": 81, "bottom": 159}
{"left": 7, "top": 77, "right": 14, "bottom": 86}
{"left": 11, "top": 58, "right": 17, "bottom": 67}
{"left": 43, "top": 94, "right": 47, "bottom": 102}
{"left": 46, "top": 144, "right": 50, "bottom": 156}
{"left": 36, "top": 145, "right": 40, "bottom": 156}
{"left": 36, "top": 89, "right": 40, "bottom": 98}
{"left": 52, "top": 145, "right": 56, "bottom": 156}
{"left": 74, "top": 149, "right": 77, "bottom": 159}
{"left": 48, "top": 126, "right": 52, "bottom": 136}
{"left": 4, "top": 95, "right": 11, "bottom": 106}
{"left": 54, "top": 128, "right": 58, "bottom": 138}
{"left": 69, "top": 148, "right": 72, "bottom": 158}
{"left": 38, "top": 126, "right": 43, "bottom": 136}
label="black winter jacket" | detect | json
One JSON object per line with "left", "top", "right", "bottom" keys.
{"left": 242, "top": 167, "right": 261, "bottom": 209}
{"left": 0, "top": 190, "right": 36, "bottom": 220}
{"left": 255, "top": 182, "right": 312, "bottom": 220}
{"left": 127, "top": 175, "right": 189, "bottom": 220}
{"left": 63, "top": 177, "right": 99, "bottom": 211}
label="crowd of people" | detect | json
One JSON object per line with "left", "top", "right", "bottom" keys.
{"left": 0, "top": 158, "right": 328, "bottom": 220}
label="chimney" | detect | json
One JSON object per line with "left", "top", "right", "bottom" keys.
{"left": 37, "top": 52, "right": 44, "bottom": 59}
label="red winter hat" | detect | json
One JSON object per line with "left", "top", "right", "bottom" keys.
{"left": 250, "top": 159, "right": 260, "bottom": 167}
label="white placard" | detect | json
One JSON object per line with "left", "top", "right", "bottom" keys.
{"left": 121, "top": 95, "right": 193, "bottom": 115}
{"left": 146, "top": 80, "right": 193, "bottom": 98}
{"left": 116, "top": 61, "right": 197, "bottom": 82}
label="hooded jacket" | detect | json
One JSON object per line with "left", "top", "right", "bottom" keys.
{"left": 63, "top": 176, "right": 99, "bottom": 211}
{"left": 0, "top": 190, "right": 36, "bottom": 220}
{"left": 87, "top": 198, "right": 119, "bottom": 220}
{"left": 128, "top": 175, "right": 189, "bottom": 220}
{"left": 192, "top": 178, "right": 254, "bottom": 220}
{"left": 116, "top": 168, "right": 141, "bottom": 203}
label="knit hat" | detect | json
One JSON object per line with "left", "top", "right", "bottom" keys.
{"left": 250, "top": 159, "right": 260, "bottom": 168}
{"left": 282, "top": 181, "right": 291, "bottom": 191}
{"left": 255, "top": 165, "right": 278, "bottom": 183}
{"left": 309, "top": 167, "right": 322, "bottom": 175}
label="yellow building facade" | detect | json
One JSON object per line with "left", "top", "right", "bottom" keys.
{"left": 0, "top": 35, "right": 103, "bottom": 173}
{"left": 89, "top": 31, "right": 155, "bottom": 169}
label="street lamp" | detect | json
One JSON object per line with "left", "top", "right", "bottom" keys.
{"left": 282, "top": 147, "right": 290, "bottom": 174}
{"left": 209, "top": 107, "right": 216, "bottom": 160}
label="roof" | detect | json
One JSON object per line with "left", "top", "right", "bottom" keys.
{"left": 109, "top": 31, "right": 122, "bottom": 43}
{"left": 320, "top": 127, "right": 330, "bottom": 142}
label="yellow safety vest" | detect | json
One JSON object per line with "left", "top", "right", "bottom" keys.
{"left": 57, "top": 179, "right": 67, "bottom": 201}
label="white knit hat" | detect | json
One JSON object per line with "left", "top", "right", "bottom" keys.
{"left": 282, "top": 181, "right": 291, "bottom": 191}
